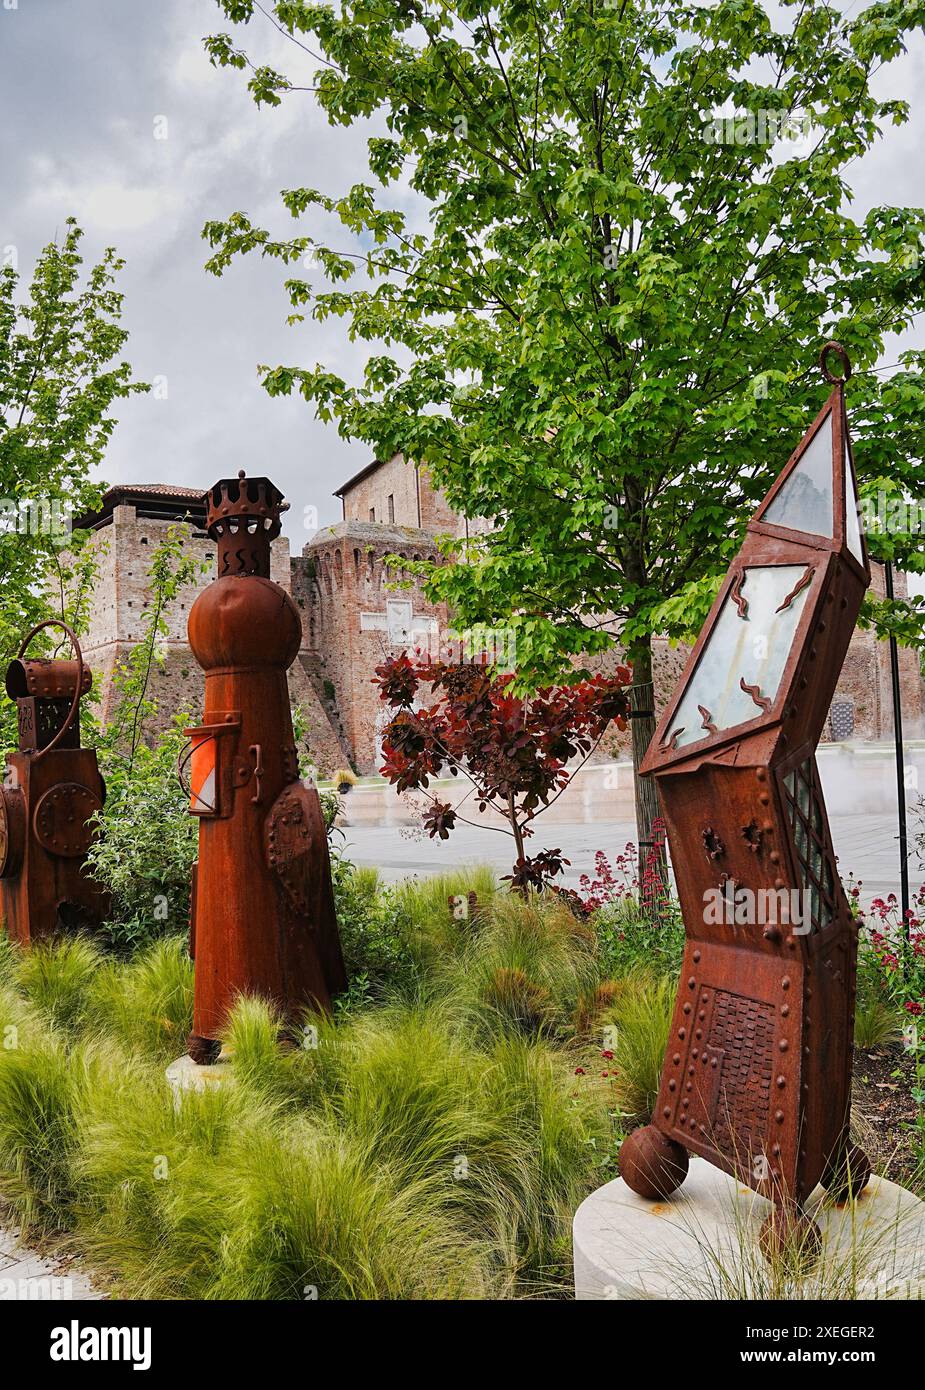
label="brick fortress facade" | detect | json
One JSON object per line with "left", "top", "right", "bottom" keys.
{"left": 75, "top": 466, "right": 924, "bottom": 776}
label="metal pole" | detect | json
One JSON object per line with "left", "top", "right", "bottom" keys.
{"left": 884, "top": 560, "right": 910, "bottom": 950}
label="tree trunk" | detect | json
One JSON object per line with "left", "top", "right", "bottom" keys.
{"left": 628, "top": 637, "right": 667, "bottom": 903}
{"left": 509, "top": 794, "right": 529, "bottom": 898}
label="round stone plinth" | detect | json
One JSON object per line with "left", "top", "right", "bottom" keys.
{"left": 165, "top": 1052, "right": 233, "bottom": 1103}
{"left": 574, "top": 1155, "right": 925, "bottom": 1300}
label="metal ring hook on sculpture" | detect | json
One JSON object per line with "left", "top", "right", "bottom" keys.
{"left": 819, "top": 340, "right": 852, "bottom": 385}
{"left": 14, "top": 620, "right": 86, "bottom": 763}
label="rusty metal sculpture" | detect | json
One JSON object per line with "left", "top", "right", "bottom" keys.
{"left": 182, "top": 471, "right": 347, "bottom": 1063}
{"left": 620, "top": 344, "right": 871, "bottom": 1251}
{"left": 0, "top": 622, "right": 108, "bottom": 944}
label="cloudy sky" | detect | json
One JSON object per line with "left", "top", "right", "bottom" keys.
{"left": 1, "top": 0, "right": 924, "bottom": 551}
{"left": 0, "top": 0, "right": 386, "bottom": 544}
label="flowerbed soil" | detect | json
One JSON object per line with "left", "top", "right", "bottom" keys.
{"left": 852, "top": 1043, "right": 923, "bottom": 1193}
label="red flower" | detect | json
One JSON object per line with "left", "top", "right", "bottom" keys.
{"left": 904, "top": 1000, "right": 923, "bottom": 1016}
{"left": 574, "top": 1066, "right": 586, "bottom": 1075}
{"left": 601, "top": 1049, "right": 614, "bottom": 1060}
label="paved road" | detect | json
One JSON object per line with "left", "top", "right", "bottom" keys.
{"left": 337, "top": 749, "right": 924, "bottom": 907}
{"left": 340, "top": 813, "right": 913, "bottom": 904}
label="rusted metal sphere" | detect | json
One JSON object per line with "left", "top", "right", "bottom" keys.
{"left": 619, "top": 1124, "right": 689, "bottom": 1200}
{"left": 820, "top": 1143, "right": 871, "bottom": 1204}
{"left": 188, "top": 575, "right": 301, "bottom": 671}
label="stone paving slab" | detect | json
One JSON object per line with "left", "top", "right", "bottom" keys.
{"left": 0, "top": 1228, "right": 101, "bottom": 1301}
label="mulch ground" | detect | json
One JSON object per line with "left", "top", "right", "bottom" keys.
{"left": 852, "top": 1042, "right": 923, "bottom": 1193}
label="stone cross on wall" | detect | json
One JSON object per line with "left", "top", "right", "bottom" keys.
{"left": 360, "top": 599, "right": 438, "bottom": 652}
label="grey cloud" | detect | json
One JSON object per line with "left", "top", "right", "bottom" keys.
{"left": 1, "top": 1, "right": 924, "bottom": 555}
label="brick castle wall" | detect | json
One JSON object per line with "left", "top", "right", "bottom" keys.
{"left": 297, "top": 521, "right": 449, "bottom": 774}
{"left": 79, "top": 502, "right": 347, "bottom": 775}
{"left": 77, "top": 469, "right": 925, "bottom": 776}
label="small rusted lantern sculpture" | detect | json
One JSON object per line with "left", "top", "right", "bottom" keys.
{"left": 182, "top": 471, "right": 347, "bottom": 1063}
{"left": 620, "top": 344, "right": 871, "bottom": 1251}
{"left": 0, "top": 622, "right": 107, "bottom": 944}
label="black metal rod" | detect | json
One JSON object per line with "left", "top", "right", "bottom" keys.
{"left": 884, "top": 560, "right": 910, "bottom": 949}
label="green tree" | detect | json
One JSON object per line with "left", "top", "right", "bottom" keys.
{"left": 203, "top": 0, "right": 925, "bottom": 848}
{"left": 0, "top": 220, "right": 144, "bottom": 749}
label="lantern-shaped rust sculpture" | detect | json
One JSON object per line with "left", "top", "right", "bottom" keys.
{"left": 183, "top": 471, "right": 347, "bottom": 1063}
{"left": 0, "top": 622, "right": 107, "bottom": 944}
{"left": 620, "top": 344, "right": 870, "bottom": 1249}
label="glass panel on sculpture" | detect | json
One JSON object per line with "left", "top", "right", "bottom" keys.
{"left": 811, "top": 840, "right": 823, "bottom": 881}
{"left": 665, "top": 565, "right": 812, "bottom": 748}
{"left": 844, "top": 444, "right": 865, "bottom": 563}
{"left": 762, "top": 413, "right": 834, "bottom": 536}
{"left": 795, "top": 816, "right": 808, "bottom": 864}
{"left": 798, "top": 773, "right": 811, "bottom": 818}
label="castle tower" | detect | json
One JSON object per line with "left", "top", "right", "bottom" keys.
{"left": 296, "top": 520, "right": 448, "bottom": 775}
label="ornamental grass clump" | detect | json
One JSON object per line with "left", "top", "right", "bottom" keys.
{"left": 84, "top": 935, "right": 194, "bottom": 1063}
{"left": 0, "top": 881, "right": 627, "bottom": 1297}
{"left": 73, "top": 1057, "right": 250, "bottom": 1298}
{"left": 0, "top": 1014, "right": 101, "bottom": 1234}
{"left": 606, "top": 971, "right": 675, "bottom": 1121}
{"left": 447, "top": 891, "right": 602, "bottom": 1041}
{"left": 211, "top": 1119, "right": 486, "bottom": 1300}
{"left": 12, "top": 934, "right": 102, "bottom": 1036}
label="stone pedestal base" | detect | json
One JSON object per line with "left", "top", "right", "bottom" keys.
{"left": 574, "top": 1155, "right": 925, "bottom": 1300}
{"left": 165, "top": 1052, "right": 232, "bottom": 1102}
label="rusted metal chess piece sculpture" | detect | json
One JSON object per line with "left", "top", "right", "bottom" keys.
{"left": 181, "top": 471, "right": 347, "bottom": 1064}
{"left": 620, "top": 344, "right": 871, "bottom": 1253}
{"left": 0, "top": 622, "right": 107, "bottom": 944}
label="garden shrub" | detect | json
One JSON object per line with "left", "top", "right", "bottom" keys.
{"left": 331, "top": 855, "right": 417, "bottom": 1000}
{"left": 86, "top": 722, "right": 197, "bottom": 953}
{"left": 594, "top": 895, "right": 685, "bottom": 980}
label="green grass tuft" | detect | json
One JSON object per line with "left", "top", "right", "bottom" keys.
{"left": 607, "top": 970, "right": 675, "bottom": 1121}
{"left": 13, "top": 935, "right": 102, "bottom": 1034}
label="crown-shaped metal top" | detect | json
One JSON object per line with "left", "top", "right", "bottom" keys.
{"left": 204, "top": 471, "right": 286, "bottom": 537}
{"left": 203, "top": 471, "right": 289, "bottom": 578}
